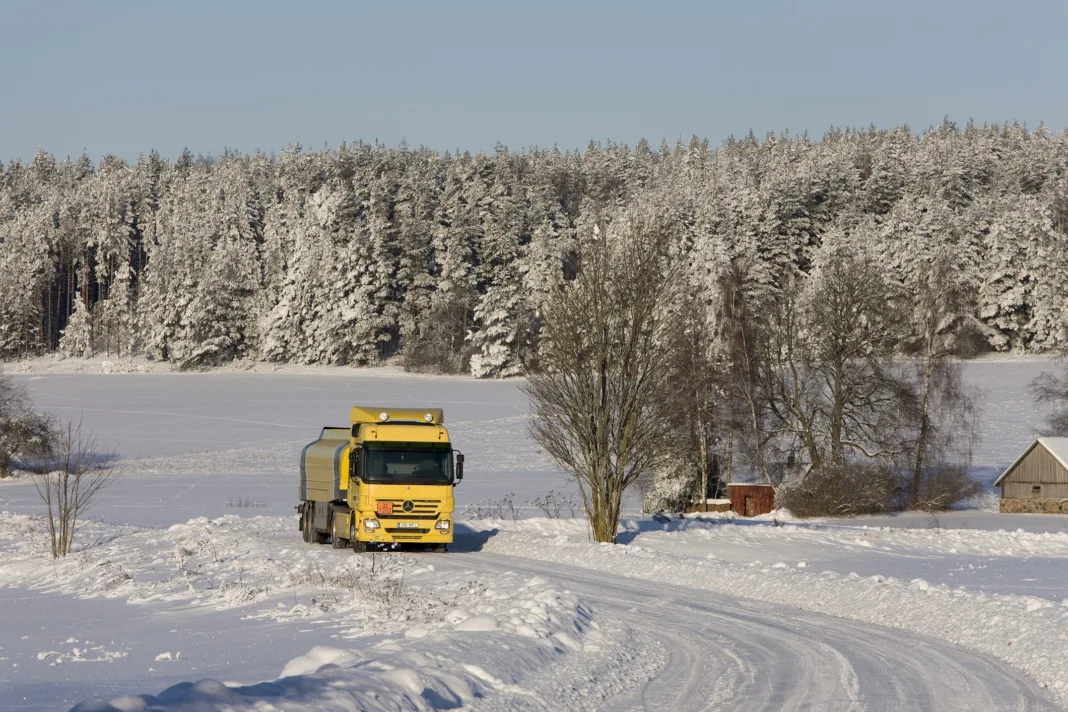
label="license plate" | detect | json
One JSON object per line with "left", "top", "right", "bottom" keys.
{"left": 376, "top": 502, "right": 393, "bottom": 515}
{"left": 397, "top": 522, "right": 419, "bottom": 529}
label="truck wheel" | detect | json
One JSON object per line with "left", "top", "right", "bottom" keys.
{"left": 301, "top": 506, "right": 313, "bottom": 543}
{"left": 350, "top": 521, "right": 367, "bottom": 553}
{"left": 329, "top": 514, "right": 347, "bottom": 549}
{"left": 433, "top": 543, "right": 447, "bottom": 553}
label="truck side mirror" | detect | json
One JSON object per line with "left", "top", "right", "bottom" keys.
{"left": 455, "top": 452, "right": 464, "bottom": 483}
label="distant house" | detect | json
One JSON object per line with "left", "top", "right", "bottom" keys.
{"left": 995, "top": 437, "right": 1068, "bottom": 513}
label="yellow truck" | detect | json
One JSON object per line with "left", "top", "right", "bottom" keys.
{"left": 297, "top": 406, "right": 463, "bottom": 552}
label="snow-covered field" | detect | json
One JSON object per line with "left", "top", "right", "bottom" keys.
{"left": 1, "top": 357, "right": 1067, "bottom": 710}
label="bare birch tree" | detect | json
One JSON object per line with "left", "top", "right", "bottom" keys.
{"left": 902, "top": 255, "right": 980, "bottom": 508}
{"left": 34, "top": 417, "right": 118, "bottom": 558}
{"left": 524, "top": 216, "right": 685, "bottom": 543}
{"left": 671, "top": 295, "right": 726, "bottom": 510}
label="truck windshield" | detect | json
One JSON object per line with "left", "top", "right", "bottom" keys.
{"left": 363, "top": 448, "right": 452, "bottom": 485}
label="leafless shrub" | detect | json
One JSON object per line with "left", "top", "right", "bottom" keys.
{"left": 912, "top": 464, "right": 981, "bottom": 512}
{"left": 777, "top": 462, "right": 898, "bottom": 518}
{"left": 528, "top": 489, "right": 580, "bottom": 519}
{"left": 460, "top": 494, "right": 521, "bottom": 521}
{"left": 225, "top": 497, "right": 267, "bottom": 508}
{"left": 460, "top": 500, "right": 488, "bottom": 519}
{"left": 33, "top": 416, "right": 118, "bottom": 558}
{"left": 288, "top": 554, "right": 406, "bottom": 605}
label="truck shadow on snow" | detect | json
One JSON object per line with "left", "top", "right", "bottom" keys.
{"left": 449, "top": 524, "right": 500, "bottom": 553}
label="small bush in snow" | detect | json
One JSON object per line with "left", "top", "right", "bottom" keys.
{"left": 0, "top": 374, "right": 56, "bottom": 479}
{"left": 778, "top": 462, "right": 898, "bottom": 518}
{"left": 528, "top": 490, "right": 580, "bottom": 519}
{"left": 462, "top": 493, "right": 520, "bottom": 521}
{"left": 225, "top": 497, "right": 267, "bottom": 508}
{"left": 911, "top": 465, "right": 982, "bottom": 512}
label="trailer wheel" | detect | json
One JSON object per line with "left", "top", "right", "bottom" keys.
{"left": 350, "top": 520, "right": 367, "bottom": 553}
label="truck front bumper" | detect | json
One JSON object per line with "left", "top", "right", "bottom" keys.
{"left": 356, "top": 517, "right": 454, "bottom": 544}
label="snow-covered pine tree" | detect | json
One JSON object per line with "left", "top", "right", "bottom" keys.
{"left": 59, "top": 297, "right": 93, "bottom": 358}
{"left": 417, "top": 153, "right": 481, "bottom": 372}
{"left": 467, "top": 150, "right": 528, "bottom": 377}
{"left": 393, "top": 147, "right": 441, "bottom": 361}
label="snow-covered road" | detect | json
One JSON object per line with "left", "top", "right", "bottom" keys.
{"left": 443, "top": 544, "right": 1055, "bottom": 712}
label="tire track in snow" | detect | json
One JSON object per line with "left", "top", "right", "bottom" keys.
{"left": 440, "top": 550, "right": 1057, "bottom": 711}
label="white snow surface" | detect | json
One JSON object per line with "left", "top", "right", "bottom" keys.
{"left": 0, "top": 360, "right": 1066, "bottom": 709}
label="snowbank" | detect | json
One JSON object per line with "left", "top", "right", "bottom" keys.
{"left": 0, "top": 512, "right": 656, "bottom": 711}
{"left": 66, "top": 570, "right": 623, "bottom": 712}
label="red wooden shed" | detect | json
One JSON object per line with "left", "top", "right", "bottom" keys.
{"left": 727, "top": 483, "right": 776, "bottom": 517}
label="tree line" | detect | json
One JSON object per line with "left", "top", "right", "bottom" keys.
{"left": 3, "top": 120, "right": 1068, "bottom": 376}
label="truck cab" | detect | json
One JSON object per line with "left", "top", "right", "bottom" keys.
{"left": 297, "top": 406, "right": 463, "bottom": 552}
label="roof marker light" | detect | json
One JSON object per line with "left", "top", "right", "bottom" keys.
{"left": 379, "top": 412, "right": 389, "bottom": 422}
{"left": 424, "top": 413, "right": 434, "bottom": 422}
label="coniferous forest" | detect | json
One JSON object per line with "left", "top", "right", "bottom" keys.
{"left": 2, "top": 120, "right": 1068, "bottom": 376}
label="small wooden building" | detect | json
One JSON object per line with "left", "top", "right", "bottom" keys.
{"left": 727, "top": 483, "right": 775, "bottom": 517}
{"left": 995, "top": 437, "right": 1068, "bottom": 513}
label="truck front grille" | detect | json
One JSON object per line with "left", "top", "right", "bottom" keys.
{"left": 386, "top": 527, "right": 430, "bottom": 535}
{"left": 376, "top": 499, "right": 441, "bottom": 517}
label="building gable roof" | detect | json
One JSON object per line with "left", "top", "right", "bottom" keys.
{"left": 994, "top": 437, "right": 1068, "bottom": 487}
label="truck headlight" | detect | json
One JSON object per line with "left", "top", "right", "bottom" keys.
{"left": 435, "top": 520, "right": 451, "bottom": 531}
{"left": 364, "top": 519, "right": 380, "bottom": 530}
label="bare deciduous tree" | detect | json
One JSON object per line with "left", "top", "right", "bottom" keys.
{"left": 34, "top": 417, "right": 118, "bottom": 558}
{"left": 900, "top": 254, "right": 980, "bottom": 509}
{"left": 524, "top": 216, "right": 685, "bottom": 543}
{"left": 0, "top": 374, "right": 54, "bottom": 478}
{"left": 719, "top": 260, "right": 776, "bottom": 484}
{"left": 725, "top": 252, "right": 920, "bottom": 514}
{"left": 668, "top": 295, "right": 726, "bottom": 510}
{"left": 1032, "top": 372, "right": 1068, "bottom": 436}
{"left": 739, "top": 255, "right": 914, "bottom": 486}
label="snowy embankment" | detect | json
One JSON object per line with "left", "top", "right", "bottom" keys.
{"left": 0, "top": 512, "right": 649, "bottom": 711}
{"left": 474, "top": 517, "right": 1068, "bottom": 704}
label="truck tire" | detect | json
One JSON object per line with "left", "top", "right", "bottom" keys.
{"left": 433, "top": 543, "right": 447, "bottom": 553}
{"left": 301, "top": 505, "right": 313, "bottom": 543}
{"left": 350, "top": 520, "right": 367, "bottom": 553}
{"left": 328, "top": 512, "right": 345, "bottom": 549}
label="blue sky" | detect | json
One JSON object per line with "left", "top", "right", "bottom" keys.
{"left": 1, "top": 0, "right": 1065, "bottom": 162}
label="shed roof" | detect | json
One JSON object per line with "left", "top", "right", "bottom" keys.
{"left": 725, "top": 482, "right": 774, "bottom": 488}
{"left": 994, "top": 437, "right": 1068, "bottom": 487}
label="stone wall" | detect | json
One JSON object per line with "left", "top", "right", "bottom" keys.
{"left": 1000, "top": 497, "right": 1068, "bottom": 514}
